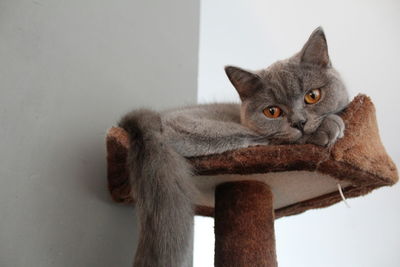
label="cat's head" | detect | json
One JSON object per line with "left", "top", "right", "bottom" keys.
{"left": 225, "top": 27, "right": 349, "bottom": 143}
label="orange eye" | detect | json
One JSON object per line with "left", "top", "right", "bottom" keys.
{"left": 304, "top": 89, "right": 321, "bottom": 104}
{"left": 263, "top": 106, "right": 282, "bottom": 118}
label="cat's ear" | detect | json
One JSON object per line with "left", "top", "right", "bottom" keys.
{"left": 225, "top": 66, "right": 262, "bottom": 100}
{"left": 300, "top": 27, "right": 330, "bottom": 67}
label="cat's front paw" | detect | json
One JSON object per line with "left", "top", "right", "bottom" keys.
{"left": 307, "top": 114, "right": 345, "bottom": 147}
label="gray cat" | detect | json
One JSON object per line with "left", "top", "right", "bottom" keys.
{"left": 118, "top": 27, "right": 349, "bottom": 267}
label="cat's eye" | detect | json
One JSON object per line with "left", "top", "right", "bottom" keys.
{"left": 263, "top": 106, "right": 282, "bottom": 118}
{"left": 304, "top": 89, "right": 321, "bottom": 104}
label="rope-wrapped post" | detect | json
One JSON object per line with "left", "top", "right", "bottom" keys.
{"left": 214, "top": 181, "right": 277, "bottom": 267}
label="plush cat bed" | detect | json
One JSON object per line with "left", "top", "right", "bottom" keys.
{"left": 106, "top": 94, "right": 397, "bottom": 266}
{"left": 107, "top": 94, "right": 397, "bottom": 216}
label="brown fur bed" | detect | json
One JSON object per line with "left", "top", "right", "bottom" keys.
{"left": 106, "top": 94, "right": 397, "bottom": 218}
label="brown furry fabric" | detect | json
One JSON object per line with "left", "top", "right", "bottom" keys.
{"left": 106, "top": 95, "right": 398, "bottom": 218}
{"left": 214, "top": 181, "right": 277, "bottom": 267}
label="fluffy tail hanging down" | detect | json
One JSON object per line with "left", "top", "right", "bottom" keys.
{"left": 119, "top": 109, "right": 195, "bottom": 267}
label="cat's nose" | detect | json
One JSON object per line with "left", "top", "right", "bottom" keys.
{"left": 291, "top": 119, "right": 307, "bottom": 131}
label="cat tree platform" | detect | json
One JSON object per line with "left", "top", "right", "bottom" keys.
{"left": 106, "top": 95, "right": 398, "bottom": 267}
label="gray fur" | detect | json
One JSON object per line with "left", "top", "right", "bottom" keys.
{"left": 119, "top": 110, "right": 195, "bottom": 267}
{"left": 119, "top": 27, "right": 349, "bottom": 267}
{"left": 225, "top": 27, "right": 349, "bottom": 146}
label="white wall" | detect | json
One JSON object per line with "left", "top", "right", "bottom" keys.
{"left": 196, "top": 0, "right": 400, "bottom": 266}
{"left": 0, "top": 1, "right": 199, "bottom": 266}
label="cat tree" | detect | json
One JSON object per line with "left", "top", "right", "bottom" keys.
{"left": 106, "top": 95, "right": 398, "bottom": 267}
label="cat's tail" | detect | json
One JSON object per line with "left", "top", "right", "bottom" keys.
{"left": 119, "top": 109, "right": 195, "bottom": 267}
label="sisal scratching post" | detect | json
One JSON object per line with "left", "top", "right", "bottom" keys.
{"left": 215, "top": 181, "right": 276, "bottom": 267}
{"left": 106, "top": 94, "right": 398, "bottom": 266}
